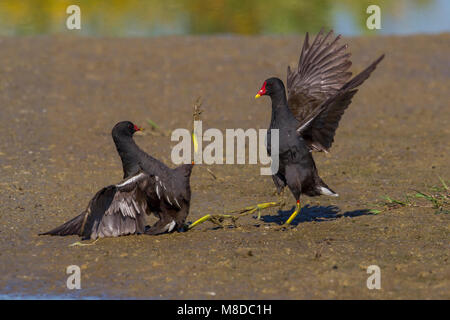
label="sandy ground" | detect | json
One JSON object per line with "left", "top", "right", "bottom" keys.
{"left": 0, "top": 34, "right": 449, "bottom": 299}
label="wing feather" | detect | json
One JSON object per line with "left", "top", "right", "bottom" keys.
{"left": 80, "top": 172, "right": 150, "bottom": 239}
{"left": 41, "top": 169, "right": 188, "bottom": 240}
{"left": 297, "top": 55, "right": 385, "bottom": 151}
{"left": 287, "top": 30, "right": 352, "bottom": 122}
{"left": 287, "top": 29, "right": 384, "bottom": 152}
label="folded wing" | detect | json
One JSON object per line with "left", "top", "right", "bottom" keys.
{"left": 152, "top": 174, "right": 183, "bottom": 210}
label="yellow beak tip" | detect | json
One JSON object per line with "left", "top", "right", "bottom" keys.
{"left": 255, "top": 94, "right": 261, "bottom": 99}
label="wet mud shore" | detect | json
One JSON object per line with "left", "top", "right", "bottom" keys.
{"left": 0, "top": 34, "right": 449, "bottom": 299}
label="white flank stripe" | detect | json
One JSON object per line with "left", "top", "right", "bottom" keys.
{"left": 156, "top": 185, "right": 160, "bottom": 199}
{"left": 166, "top": 195, "right": 173, "bottom": 205}
{"left": 174, "top": 198, "right": 181, "bottom": 208}
{"left": 116, "top": 173, "right": 145, "bottom": 188}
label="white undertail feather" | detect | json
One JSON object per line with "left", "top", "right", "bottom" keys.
{"left": 319, "top": 186, "right": 339, "bottom": 197}
{"left": 164, "top": 220, "right": 176, "bottom": 233}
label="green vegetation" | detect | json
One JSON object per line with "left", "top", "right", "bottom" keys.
{"left": 373, "top": 177, "right": 449, "bottom": 215}
{"left": 146, "top": 119, "right": 160, "bottom": 130}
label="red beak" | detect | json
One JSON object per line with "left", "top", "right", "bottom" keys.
{"left": 255, "top": 81, "right": 267, "bottom": 98}
{"left": 134, "top": 124, "right": 142, "bottom": 132}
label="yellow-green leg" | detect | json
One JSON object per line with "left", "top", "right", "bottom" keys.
{"left": 187, "top": 201, "right": 279, "bottom": 230}
{"left": 188, "top": 214, "right": 212, "bottom": 229}
{"left": 283, "top": 200, "right": 301, "bottom": 226}
{"left": 188, "top": 213, "right": 237, "bottom": 229}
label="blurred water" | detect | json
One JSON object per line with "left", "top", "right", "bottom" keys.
{"left": 0, "top": 293, "right": 101, "bottom": 300}
{"left": 0, "top": 292, "right": 159, "bottom": 300}
{"left": 0, "top": 0, "right": 448, "bottom": 37}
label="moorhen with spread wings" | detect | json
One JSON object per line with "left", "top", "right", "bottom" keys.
{"left": 40, "top": 121, "right": 194, "bottom": 239}
{"left": 255, "top": 29, "right": 384, "bottom": 226}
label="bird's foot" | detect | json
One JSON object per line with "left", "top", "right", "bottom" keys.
{"left": 234, "top": 202, "right": 279, "bottom": 221}
{"left": 278, "top": 197, "right": 287, "bottom": 211}
{"left": 187, "top": 202, "right": 279, "bottom": 230}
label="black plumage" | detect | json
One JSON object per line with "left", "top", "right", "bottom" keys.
{"left": 40, "top": 121, "right": 194, "bottom": 239}
{"left": 255, "top": 30, "right": 384, "bottom": 225}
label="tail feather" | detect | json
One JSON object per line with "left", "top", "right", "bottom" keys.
{"left": 39, "top": 212, "right": 85, "bottom": 236}
{"left": 317, "top": 178, "right": 339, "bottom": 197}
{"left": 175, "top": 163, "right": 194, "bottom": 177}
{"left": 319, "top": 186, "right": 339, "bottom": 197}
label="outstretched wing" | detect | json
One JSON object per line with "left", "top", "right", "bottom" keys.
{"left": 85, "top": 171, "right": 184, "bottom": 239}
{"left": 40, "top": 171, "right": 186, "bottom": 239}
{"left": 287, "top": 29, "right": 352, "bottom": 128}
{"left": 41, "top": 172, "right": 151, "bottom": 239}
{"left": 287, "top": 29, "right": 384, "bottom": 152}
{"left": 80, "top": 172, "right": 151, "bottom": 239}
{"left": 73, "top": 172, "right": 150, "bottom": 239}
{"left": 296, "top": 54, "right": 385, "bottom": 151}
